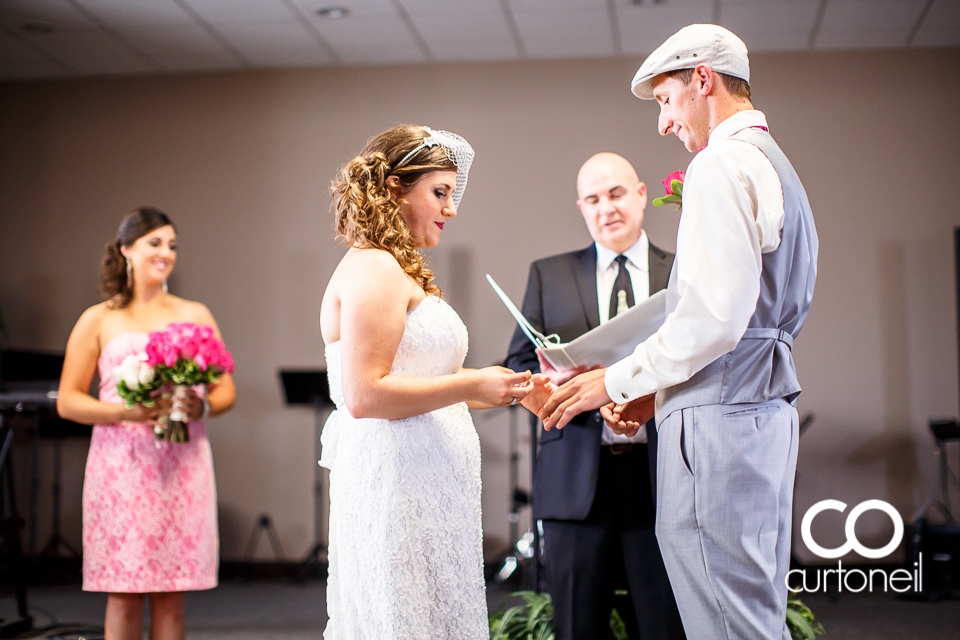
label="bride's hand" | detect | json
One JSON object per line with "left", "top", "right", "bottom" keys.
{"left": 471, "top": 367, "right": 533, "bottom": 407}
{"left": 520, "top": 374, "right": 557, "bottom": 414}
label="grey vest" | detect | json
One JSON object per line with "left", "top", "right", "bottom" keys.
{"left": 658, "top": 125, "right": 819, "bottom": 419}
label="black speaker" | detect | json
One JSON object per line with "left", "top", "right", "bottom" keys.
{"left": 906, "top": 518, "right": 960, "bottom": 598}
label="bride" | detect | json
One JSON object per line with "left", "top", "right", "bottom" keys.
{"left": 319, "top": 124, "right": 550, "bottom": 639}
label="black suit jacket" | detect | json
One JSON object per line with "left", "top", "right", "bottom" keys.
{"left": 505, "top": 242, "right": 674, "bottom": 521}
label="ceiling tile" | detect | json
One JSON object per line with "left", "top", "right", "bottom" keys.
{"left": 736, "top": 29, "right": 811, "bottom": 52}
{"left": 428, "top": 39, "right": 518, "bottom": 61}
{"left": 912, "top": 25, "right": 960, "bottom": 45}
{"left": 406, "top": 13, "right": 517, "bottom": 60}
{"left": 212, "top": 19, "right": 321, "bottom": 51}
{"left": 820, "top": 0, "right": 928, "bottom": 31}
{"left": 924, "top": 0, "right": 960, "bottom": 25}
{"left": 241, "top": 46, "right": 332, "bottom": 66}
{"left": 66, "top": 54, "right": 156, "bottom": 75}
{"left": 149, "top": 48, "right": 244, "bottom": 72}
{"left": 288, "top": 0, "right": 398, "bottom": 20}
{"left": 0, "top": 0, "right": 97, "bottom": 31}
{"left": 0, "top": 0, "right": 953, "bottom": 79}
{"left": 815, "top": 26, "right": 912, "bottom": 48}
{"left": 513, "top": 7, "right": 611, "bottom": 40}
{"left": 0, "top": 57, "right": 71, "bottom": 79}
{"left": 311, "top": 15, "right": 425, "bottom": 64}
{"left": 181, "top": 0, "right": 298, "bottom": 23}
{"left": 19, "top": 26, "right": 131, "bottom": 59}
{"left": 722, "top": 0, "right": 818, "bottom": 4}
{"left": 511, "top": 0, "right": 606, "bottom": 9}
{"left": 721, "top": 1, "right": 820, "bottom": 34}
{"left": 522, "top": 38, "right": 615, "bottom": 58}
{"left": 399, "top": 0, "right": 503, "bottom": 17}
{"left": 0, "top": 31, "right": 50, "bottom": 62}
{"left": 72, "top": 0, "right": 194, "bottom": 26}
{"left": 617, "top": 1, "right": 716, "bottom": 55}
{"left": 115, "top": 23, "right": 227, "bottom": 57}
{"left": 514, "top": 7, "right": 614, "bottom": 58}
{"left": 210, "top": 20, "right": 336, "bottom": 65}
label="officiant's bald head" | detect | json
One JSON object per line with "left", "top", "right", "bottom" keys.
{"left": 576, "top": 153, "right": 647, "bottom": 255}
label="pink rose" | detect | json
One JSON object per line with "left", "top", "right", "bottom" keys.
{"left": 662, "top": 170, "right": 685, "bottom": 195}
{"left": 220, "top": 350, "right": 235, "bottom": 374}
{"left": 163, "top": 344, "right": 178, "bottom": 368}
{"left": 144, "top": 340, "right": 162, "bottom": 367}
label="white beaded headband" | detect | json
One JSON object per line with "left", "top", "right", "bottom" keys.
{"left": 394, "top": 126, "right": 475, "bottom": 209}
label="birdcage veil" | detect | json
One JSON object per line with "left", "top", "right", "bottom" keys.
{"left": 394, "top": 127, "right": 475, "bottom": 209}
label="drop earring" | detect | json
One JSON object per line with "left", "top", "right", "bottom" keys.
{"left": 162, "top": 280, "right": 169, "bottom": 293}
{"left": 125, "top": 258, "right": 133, "bottom": 289}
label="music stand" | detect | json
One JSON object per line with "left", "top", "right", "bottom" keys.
{"left": 279, "top": 369, "right": 333, "bottom": 579}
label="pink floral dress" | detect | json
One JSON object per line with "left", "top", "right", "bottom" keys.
{"left": 82, "top": 332, "right": 218, "bottom": 592}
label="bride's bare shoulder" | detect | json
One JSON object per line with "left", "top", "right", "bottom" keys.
{"left": 334, "top": 248, "right": 406, "bottom": 287}
{"left": 321, "top": 248, "right": 412, "bottom": 343}
{"left": 342, "top": 247, "right": 403, "bottom": 269}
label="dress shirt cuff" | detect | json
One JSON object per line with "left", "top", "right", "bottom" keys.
{"left": 605, "top": 357, "right": 641, "bottom": 403}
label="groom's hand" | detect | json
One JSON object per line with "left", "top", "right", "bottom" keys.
{"left": 539, "top": 368, "right": 611, "bottom": 430}
{"left": 599, "top": 394, "right": 655, "bottom": 436}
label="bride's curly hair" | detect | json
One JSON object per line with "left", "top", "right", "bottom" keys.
{"left": 332, "top": 124, "right": 455, "bottom": 296}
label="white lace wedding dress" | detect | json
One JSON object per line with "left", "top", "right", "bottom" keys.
{"left": 320, "top": 296, "right": 488, "bottom": 639}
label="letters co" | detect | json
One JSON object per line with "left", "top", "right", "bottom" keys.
{"left": 788, "top": 499, "right": 922, "bottom": 594}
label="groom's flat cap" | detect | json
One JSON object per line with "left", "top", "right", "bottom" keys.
{"left": 631, "top": 24, "right": 750, "bottom": 100}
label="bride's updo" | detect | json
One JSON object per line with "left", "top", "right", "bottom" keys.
{"left": 332, "top": 124, "right": 455, "bottom": 296}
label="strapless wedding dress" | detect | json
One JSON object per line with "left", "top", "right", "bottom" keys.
{"left": 320, "top": 296, "right": 488, "bottom": 639}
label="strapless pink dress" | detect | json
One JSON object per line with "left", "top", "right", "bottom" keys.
{"left": 82, "top": 332, "right": 218, "bottom": 592}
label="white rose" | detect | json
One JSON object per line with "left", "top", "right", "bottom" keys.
{"left": 138, "top": 363, "right": 155, "bottom": 385}
{"left": 116, "top": 355, "right": 140, "bottom": 389}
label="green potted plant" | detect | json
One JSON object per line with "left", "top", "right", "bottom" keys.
{"left": 489, "top": 591, "right": 630, "bottom": 640}
{"left": 787, "top": 596, "right": 825, "bottom": 639}
{"left": 489, "top": 591, "right": 824, "bottom": 640}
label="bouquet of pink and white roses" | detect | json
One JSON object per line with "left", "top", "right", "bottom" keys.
{"left": 115, "top": 322, "right": 235, "bottom": 443}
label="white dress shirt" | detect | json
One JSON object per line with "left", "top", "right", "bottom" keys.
{"left": 596, "top": 233, "right": 650, "bottom": 444}
{"left": 605, "top": 110, "right": 785, "bottom": 403}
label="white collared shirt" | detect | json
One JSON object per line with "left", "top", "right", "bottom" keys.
{"left": 596, "top": 233, "right": 650, "bottom": 444}
{"left": 605, "top": 110, "right": 785, "bottom": 403}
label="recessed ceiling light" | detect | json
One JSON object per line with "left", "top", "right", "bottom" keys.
{"left": 315, "top": 6, "right": 350, "bottom": 19}
{"left": 22, "top": 21, "right": 54, "bottom": 34}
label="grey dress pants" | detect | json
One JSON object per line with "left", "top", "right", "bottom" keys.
{"left": 655, "top": 399, "right": 799, "bottom": 640}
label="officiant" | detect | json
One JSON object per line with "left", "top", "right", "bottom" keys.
{"left": 505, "top": 153, "right": 683, "bottom": 640}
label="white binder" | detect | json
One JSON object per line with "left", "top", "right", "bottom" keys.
{"left": 486, "top": 274, "right": 667, "bottom": 371}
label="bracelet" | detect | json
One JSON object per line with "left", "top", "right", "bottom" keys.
{"left": 201, "top": 398, "right": 211, "bottom": 420}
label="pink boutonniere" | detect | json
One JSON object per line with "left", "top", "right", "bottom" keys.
{"left": 652, "top": 170, "right": 684, "bottom": 210}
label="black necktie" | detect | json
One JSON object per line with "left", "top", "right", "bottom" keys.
{"left": 609, "top": 255, "right": 636, "bottom": 320}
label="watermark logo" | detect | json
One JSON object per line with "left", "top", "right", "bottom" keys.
{"left": 801, "top": 499, "right": 904, "bottom": 559}
{"left": 788, "top": 499, "right": 921, "bottom": 594}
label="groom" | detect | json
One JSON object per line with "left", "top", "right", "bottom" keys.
{"left": 539, "top": 24, "right": 818, "bottom": 640}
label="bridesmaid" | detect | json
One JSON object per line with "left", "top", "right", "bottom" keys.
{"left": 57, "top": 207, "right": 236, "bottom": 640}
